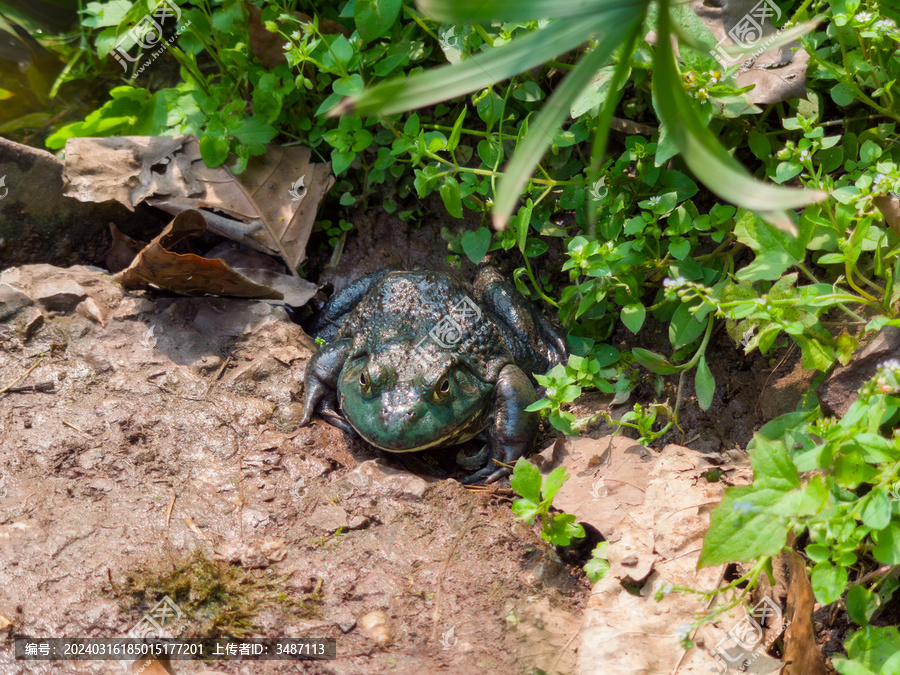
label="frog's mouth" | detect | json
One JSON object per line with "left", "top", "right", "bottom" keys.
{"left": 341, "top": 388, "right": 485, "bottom": 453}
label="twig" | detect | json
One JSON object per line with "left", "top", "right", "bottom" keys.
{"left": 165, "top": 495, "right": 176, "bottom": 533}
{"left": 0, "top": 359, "right": 43, "bottom": 395}
{"left": 63, "top": 420, "right": 94, "bottom": 439}
{"left": 4, "top": 381, "right": 55, "bottom": 393}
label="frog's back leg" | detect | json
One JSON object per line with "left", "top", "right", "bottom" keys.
{"left": 473, "top": 266, "right": 568, "bottom": 376}
{"left": 303, "top": 266, "right": 399, "bottom": 342}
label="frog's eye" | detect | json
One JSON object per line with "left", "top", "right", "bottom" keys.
{"left": 433, "top": 376, "right": 451, "bottom": 401}
{"left": 359, "top": 371, "right": 371, "bottom": 390}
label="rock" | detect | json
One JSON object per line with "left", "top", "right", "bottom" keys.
{"left": 819, "top": 326, "right": 900, "bottom": 418}
{"left": 113, "top": 296, "right": 155, "bottom": 319}
{"left": 342, "top": 459, "right": 431, "bottom": 500}
{"left": 32, "top": 277, "right": 88, "bottom": 312}
{"left": 306, "top": 504, "right": 348, "bottom": 532}
{"left": 76, "top": 297, "right": 106, "bottom": 325}
{"left": 0, "top": 283, "right": 32, "bottom": 320}
{"left": 347, "top": 515, "right": 371, "bottom": 530}
{"left": 0, "top": 136, "right": 155, "bottom": 268}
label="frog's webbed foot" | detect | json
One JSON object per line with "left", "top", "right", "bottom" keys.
{"left": 459, "top": 364, "right": 538, "bottom": 485}
{"left": 455, "top": 444, "right": 490, "bottom": 470}
{"left": 299, "top": 339, "right": 352, "bottom": 430}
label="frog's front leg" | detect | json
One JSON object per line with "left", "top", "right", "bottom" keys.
{"left": 460, "top": 364, "right": 538, "bottom": 484}
{"left": 299, "top": 340, "right": 356, "bottom": 435}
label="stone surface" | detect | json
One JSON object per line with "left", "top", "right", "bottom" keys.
{"left": 32, "top": 277, "right": 88, "bottom": 312}
{"left": 0, "top": 282, "right": 32, "bottom": 320}
{"left": 0, "top": 136, "right": 157, "bottom": 269}
{"left": 818, "top": 326, "right": 900, "bottom": 418}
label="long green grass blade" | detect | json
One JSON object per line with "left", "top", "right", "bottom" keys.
{"left": 331, "top": 15, "right": 618, "bottom": 116}
{"left": 653, "top": 1, "right": 826, "bottom": 234}
{"left": 417, "top": 0, "right": 645, "bottom": 22}
{"left": 493, "top": 14, "right": 644, "bottom": 229}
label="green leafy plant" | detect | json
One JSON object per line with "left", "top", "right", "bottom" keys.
{"left": 699, "top": 362, "right": 900, "bottom": 672}
{"left": 584, "top": 541, "right": 610, "bottom": 583}
{"left": 333, "top": 0, "right": 826, "bottom": 231}
{"left": 510, "top": 457, "right": 585, "bottom": 546}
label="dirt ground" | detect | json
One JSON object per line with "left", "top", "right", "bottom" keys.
{"left": 0, "top": 206, "right": 815, "bottom": 675}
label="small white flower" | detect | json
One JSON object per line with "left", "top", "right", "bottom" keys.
{"left": 675, "top": 624, "right": 693, "bottom": 642}
{"left": 882, "top": 358, "right": 900, "bottom": 372}
{"left": 283, "top": 42, "right": 291, "bottom": 51}
{"left": 290, "top": 30, "right": 301, "bottom": 39}
{"left": 663, "top": 276, "right": 687, "bottom": 290}
{"left": 799, "top": 149, "right": 811, "bottom": 162}
{"left": 875, "top": 19, "right": 895, "bottom": 34}
{"left": 648, "top": 196, "right": 661, "bottom": 207}
{"left": 709, "top": 71, "right": 722, "bottom": 84}
{"left": 856, "top": 11, "right": 874, "bottom": 24}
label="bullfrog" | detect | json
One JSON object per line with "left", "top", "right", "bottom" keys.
{"left": 299, "top": 266, "right": 567, "bottom": 484}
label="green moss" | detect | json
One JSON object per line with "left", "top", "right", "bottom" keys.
{"left": 113, "top": 549, "right": 321, "bottom": 639}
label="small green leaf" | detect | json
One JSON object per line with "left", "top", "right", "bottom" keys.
{"left": 861, "top": 489, "right": 892, "bottom": 530}
{"left": 461, "top": 226, "right": 491, "bottom": 263}
{"left": 669, "top": 303, "right": 705, "bottom": 349}
{"left": 355, "top": 0, "right": 401, "bottom": 42}
{"left": 447, "top": 107, "right": 466, "bottom": 152}
{"left": 510, "top": 457, "right": 541, "bottom": 504}
{"left": 199, "top": 134, "right": 230, "bottom": 167}
{"left": 631, "top": 348, "right": 682, "bottom": 374}
{"left": 873, "top": 523, "right": 900, "bottom": 564}
{"left": 543, "top": 512, "right": 585, "bottom": 546}
{"left": 830, "top": 82, "right": 856, "bottom": 107}
{"left": 748, "top": 130, "right": 771, "bottom": 160}
{"left": 542, "top": 466, "right": 569, "bottom": 503}
{"left": 811, "top": 560, "right": 848, "bottom": 605}
{"left": 621, "top": 303, "right": 646, "bottom": 334}
{"left": 847, "top": 585, "right": 877, "bottom": 627}
{"left": 440, "top": 176, "right": 463, "bottom": 218}
{"left": 695, "top": 354, "right": 715, "bottom": 411}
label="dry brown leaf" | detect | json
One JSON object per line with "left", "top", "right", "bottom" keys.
{"left": 691, "top": 0, "right": 810, "bottom": 105}
{"left": 874, "top": 195, "right": 900, "bottom": 236}
{"left": 107, "top": 223, "right": 147, "bottom": 273}
{"left": 62, "top": 135, "right": 334, "bottom": 270}
{"left": 115, "top": 210, "right": 316, "bottom": 306}
{"left": 781, "top": 550, "right": 827, "bottom": 675}
{"left": 534, "top": 439, "right": 782, "bottom": 674}
{"left": 238, "top": 145, "right": 335, "bottom": 271}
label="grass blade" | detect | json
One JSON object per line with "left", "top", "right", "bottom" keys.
{"left": 417, "top": 0, "right": 645, "bottom": 22}
{"left": 331, "top": 16, "right": 613, "bottom": 116}
{"left": 653, "top": 0, "right": 826, "bottom": 234}
{"left": 493, "top": 15, "right": 644, "bottom": 229}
